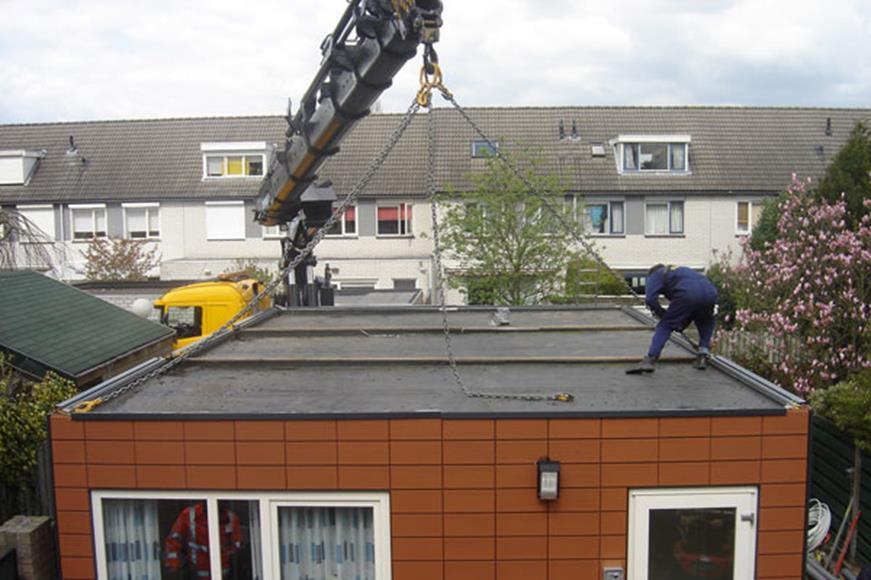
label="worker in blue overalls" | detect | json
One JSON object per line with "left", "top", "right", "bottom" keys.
{"left": 627, "top": 264, "right": 719, "bottom": 374}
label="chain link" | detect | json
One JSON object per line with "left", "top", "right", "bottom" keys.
{"left": 427, "top": 103, "right": 573, "bottom": 404}
{"left": 74, "top": 99, "right": 423, "bottom": 413}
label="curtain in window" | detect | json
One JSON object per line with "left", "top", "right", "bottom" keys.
{"left": 670, "top": 144, "right": 686, "bottom": 171}
{"left": 623, "top": 144, "right": 637, "bottom": 170}
{"left": 249, "top": 503, "right": 263, "bottom": 580}
{"left": 585, "top": 205, "right": 607, "bottom": 233}
{"left": 610, "top": 202, "right": 624, "bottom": 234}
{"left": 127, "top": 208, "right": 147, "bottom": 236}
{"left": 670, "top": 202, "right": 684, "bottom": 233}
{"left": 646, "top": 204, "right": 669, "bottom": 234}
{"left": 103, "top": 499, "right": 162, "bottom": 579}
{"left": 277, "top": 506, "right": 375, "bottom": 580}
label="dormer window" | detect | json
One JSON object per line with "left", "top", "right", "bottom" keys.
{"left": 201, "top": 142, "right": 268, "bottom": 179}
{"left": 0, "top": 150, "right": 45, "bottom": 185}
{"left": 612, "top": 135, "right": 691, "bottom": 174}
{"left": 471, "top": 140, "right": 499, "bottom": 158}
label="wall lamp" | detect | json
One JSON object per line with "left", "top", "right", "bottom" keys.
{"left": 537, "top": 459, "right": 560, "bottom": 501}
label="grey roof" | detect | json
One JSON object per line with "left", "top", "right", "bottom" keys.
{"left": 2, "top": 106, "right": 869, "bottom": 205}
{"left": 0, "top": 271, "right": 174, "bottom": 379}
{"left": 79, "top": 305, "right": 794, "bottom": 419}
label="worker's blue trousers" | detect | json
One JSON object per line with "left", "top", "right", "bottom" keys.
{"left": 648, "top": 297, "right": 716, "bottom": 359}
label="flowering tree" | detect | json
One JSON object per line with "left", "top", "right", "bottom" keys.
{"left": 80, "top": 237, "right": 160, "bottom": 281}
{"left": 728, "top": 176, "right": 871, "bottom": 395}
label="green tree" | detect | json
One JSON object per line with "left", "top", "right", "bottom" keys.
{"left": 811, "top": 368, "right": 871, "bottom": 452}
{"left": 80, "top": 237, "right": 160, "bottom": 281}
{"left": 748, "top": 191, "right": 789, "bottom": 252}
{"left": 0, "top": 355, "right": 76, "bottom": 519}
{"left": 438, "top": 152, "right": 586, "bottom": 305}
{"left": 815, "top": 121, "right": 871, "bottom": 229}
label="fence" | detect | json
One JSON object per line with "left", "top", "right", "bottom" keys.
{"left": 811, "top": 415, "right": 870, "bottom": 564}
{"left": 713, "top": 329, "right": 799, "bottom": 365}
{"left": 0, "top": 442, "right": 53, "bottom": 524}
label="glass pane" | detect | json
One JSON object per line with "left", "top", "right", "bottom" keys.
{"left": 218, "top": 500, "right": 262, "bottom": 580}
{"left": 127, "top": 208, "right": 146, "bottom": 236}
{"left": 640, "top": 143, "right": 669, "bottom": 170}
{"left": 102, "top": 498, "right": 210, "bottom": 579}
{"left": 670, "top": 202, "right": 684, "bottom": 234}
{"left": 72, "top": 210, "right": 91, "bottom": 238}
{"left": 737, "top": 202, "right": 749, "bottom": 232}
{"left": 648, "top": 507, "right": 736, "bottom": 580}
{"left": 670, "top": 144, "right": 686, "bottom": 171}
{"left": 751, "top": 202, "right": 764, "bottom": 230}
{"left": 623, "top": 144, "right": 638, "bottom": 170}
{"left": 148, "top": 209, "right": 160, "bottom": 236}
{"left": 95, "top": 210, "right": 107, "bottom": 237}
{"left": 585, "top": 204, "right": 608, "bottom": 234}
{"left": 207, "top": 157, "right": 224, "bottom": 176}
{"left": 277, "top": 506, "right": 375, "bottom": 580}
{"left": 246, "top": 156, "right": 263, "bottom": 176}
{"left": 611, "top": 202, "right": 624, "bottom": 234}
{"left": 345, "top": 206, "right": 356, "bottom": 234}
{"left": 378, "top": 206, "right": 399, "bottom": 235}
{"left": 226, "top": 156, "right": 243, "bottom": 176}
{"left": 646, "top": 204, "right": 669, "bottom": 235}
{"left": 164, "top": 306, "right": 203, "bottom": 339}
{"left": 401, "top": 204, "right": 411, "bottom": 234}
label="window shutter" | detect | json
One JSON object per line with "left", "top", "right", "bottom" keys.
{"left": 206, "top": 202, "right": 245, "bottom": 240}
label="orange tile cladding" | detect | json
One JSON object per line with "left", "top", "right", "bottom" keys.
{"left": 53, "top": 415, "right": 810, "bottom": 579}
{"left": 444, "top": 536, "right": 495, "bottom": 560}
{"left": 444, "top": 514, "right": 495, "bottom": 537}
{"left": 286, "top": 466, "right": 338, "bottom": 489}
{"left": 235, "top": 420, "right": 283, "bottom": 440}
{"left": 757, "top": 553, "right": 804, "bottom": 578}
{"left": 548, "top": 419, "right": 600, "bottom": 439}
{"left": 444, "top": 561, "right": 495, "bottom": 580}
{"left": 390, "top": 419, "right": 442, "bottom": 440}
{"left": 285, "top": 420, "right": 336, "bottom": 441}
{"left": 51, "top": 415, "right": 84, "bottom": 439}
{"left": 133, "top": 421, "right": 184, "bottom": 440}
{"left": 391, "top": 465, "right": 442, "bottom": 489}
{"left": 444, "top": 465, "right": 494, "bottom": 489}
{"left": 61, "top": 557, "right": 95, "bottom": 579}
{"left": 392, "top": 514, "right": 443, "bottom": 537}
{"left": 443, "top": 419, "right": 494, "bottom": 439}
{"left": 495, "top": 419, "right": 548, "bottom": 439}
{"left": 337, "top": 419, "right": 388, "bottom": 440}
{"left": 390, "top": 441, "right": 442, "bottom": 465}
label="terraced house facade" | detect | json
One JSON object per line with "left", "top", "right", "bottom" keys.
{"left": 1, "top": 107, "right": 869, "bottom": 300}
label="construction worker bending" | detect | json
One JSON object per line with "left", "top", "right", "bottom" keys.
{"left": 627, "top": 264, "right": 718, "bottom": 374}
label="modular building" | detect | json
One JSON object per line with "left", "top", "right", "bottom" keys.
{"left": 50, "top": 305, "right": 809, "bottom": 579}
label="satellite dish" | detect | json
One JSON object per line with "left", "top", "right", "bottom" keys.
{"left": 130, "top": 298, "right": 153, "bottom": 319}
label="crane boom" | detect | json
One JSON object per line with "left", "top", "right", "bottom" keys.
{"left": 255, "top": 0, "right": 443, "bottom": 226}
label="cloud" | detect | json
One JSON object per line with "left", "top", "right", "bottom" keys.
{"left": 1, "top": 0, "right": 870, "bottom": 123}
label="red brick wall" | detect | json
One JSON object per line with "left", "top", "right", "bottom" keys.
{"left": 51, "top": 408, "right": 809, "bottom": 580}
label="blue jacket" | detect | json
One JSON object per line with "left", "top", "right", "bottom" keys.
{"left": 645, "top": 267, "right": 718, "bottom": 318}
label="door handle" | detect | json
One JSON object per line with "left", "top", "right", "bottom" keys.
{"left": 740, "top": 513, "right": 755, "bottom": 526}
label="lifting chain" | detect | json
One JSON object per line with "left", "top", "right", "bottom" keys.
{"left": 72, "top": 98, "right": 423, "bottom": 414}
{"left": 424, "top": 73, "right": 573, "bottom": 404}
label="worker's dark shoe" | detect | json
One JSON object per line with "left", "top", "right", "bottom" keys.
{"left": 693, "top": 353, "right": 709, "bottom": 370}
{"left": 626, "top": 356, "right": 656, "bottom": 375}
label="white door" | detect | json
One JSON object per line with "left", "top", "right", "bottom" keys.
{"left": 628, "top": 487, "right": 758, "bottom": 580}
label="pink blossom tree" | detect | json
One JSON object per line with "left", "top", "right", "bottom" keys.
{"left": 728, "top": 176, "right": 871, "bottom": 395}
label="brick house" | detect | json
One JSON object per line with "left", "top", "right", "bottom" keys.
{"left": 50, "top": 305, "right": 809, "bottom": 579}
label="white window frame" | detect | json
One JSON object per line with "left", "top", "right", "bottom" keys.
{"left": 735, "top": 199, "right": 764, "bottom": 235}
{"left": 122, "top": 202, "right": 160, "bottom": 240}
{"left": 326, "top": 203, "right": 358, "bottom": 238}
{"left": 69, "top": 203, "right": 107, "bottom": 241}
{"left": 376, "top": 202, "right": 413, "bottom": 237}
{"left": 627, "top": 486, "right": 758, "bottom": 580}
{"left": 262, "top": 224, "right": 283, "bottom": 239}
{"left": 202, "top": 154, "right": 266, "bottom": 179}
{"left": 583, "top": 199, "right": 625, "bottom": 236}
{"left": 91, "top": 490, "right": 392, "bottom": 580}
{"left": 205, "top": 201, "right": 246, "bottom": 241}
{"left": 612, "top": 135, "right": 692, "bottom": 175}
{"left": 471, "top": 140, "right": 499, "bottom": 158}
{"left": 644, "top": 200, "right": 684, "bottom": 236}
{"left": 16, "top": 204, "right": 56, "bottom": 241}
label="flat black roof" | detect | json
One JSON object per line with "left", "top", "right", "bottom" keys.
{"left": 70, "top": 305, "right": 799, "bottom": 420}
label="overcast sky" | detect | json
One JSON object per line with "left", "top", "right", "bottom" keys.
{"left": 1, "top": 0, "right": 870, "bottom": 124}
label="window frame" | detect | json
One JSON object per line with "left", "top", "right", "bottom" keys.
{"left": 15, "top": 204, "right": 56, "bottom": 241}
{"left": 583, "top": 199, "right": 626, "bottom": 236}
{"left": 202, "top": 153, "right": 266, "bottom": 179}
{"left": 91, "top": 490, "right": 392, "bottom": 580}
{"left": 376, "top": 202, "right": 413, "bottom": 237}
{"left": 613, "top": 135, "right": 691, "bottom": 175}
{"left": 735, "top": 199, "right": 764, "bottom": 235}
{"left": 644, "top": 200, "right": 684, "bottom": 236}
{"left": 69, "top": 203, "right": 108, "bottom": 242}
{"left": 627, "top": 486, "right": 758, "bottom": 580}
{"left": 205, "top": 200, "right": 246, "bottom": 241}
{"left": 122, "top": 202, "right": 160, "bottom": 240}
{"left": 326, "top": 202, "right": 358, "bottom": 238}
{"left": 471, "top": 140, "right": 499, "bottom": 158}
